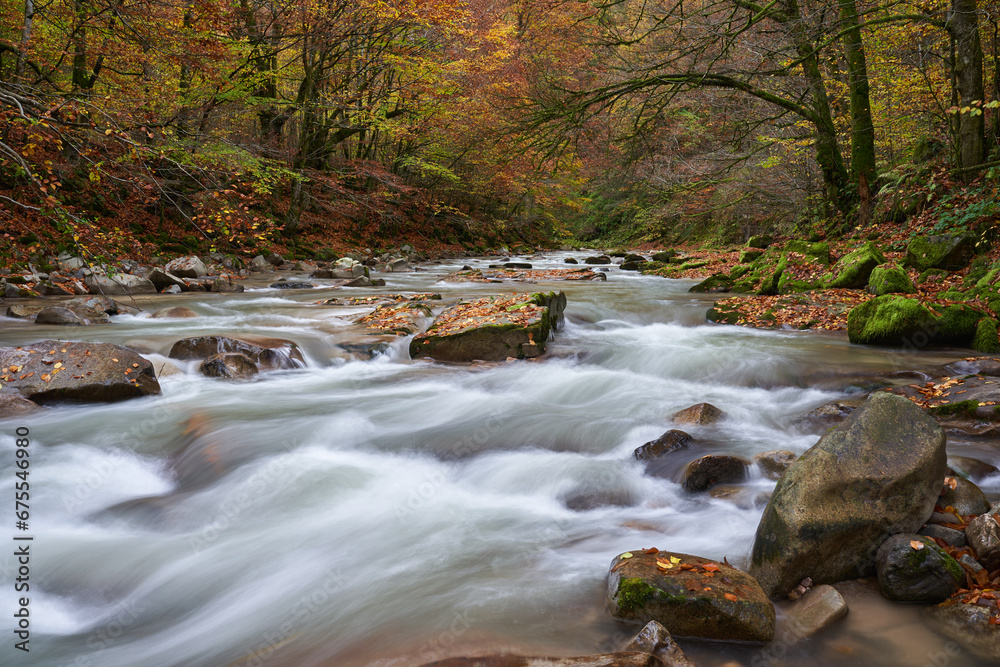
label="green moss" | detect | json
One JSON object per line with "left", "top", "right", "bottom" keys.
{"left": 739, "top": 249, "right": 764, "bottom": 263}
{"left": 905, "top": 234, "right": 975, "bottom": 271}
{"left": 927, "top": 400, "right": 980, "bottom": 418}
{"left": 936, "top": 304, "right": 984, "bottom": 344}
{"left": 867, "top": 263, "right": 916, "bottom": 295}
{"left": 973, "top": 318, "right": 1000, "bottom": 353}
{"left": 785, "top": 240, "right": 831, "bottom": 264}
{"left": 824, "top": 242, "right": 886, "bottom": 289}
{"left": 677, "top": 260, "right": 709, "bottom": 270}
{"left": 730, "top": 264, "right": 753, "bottom": 280}
{"left": 746, "top": 234, "right": 772, "bottom": 249}
{"left": 617, "top": 577, "right": 658, "bottom": 612}
{"left": 846, "top": 295, "right": 937, "bottom": 346}
{"left": 917, "top": 268, "right": 950, "bottom": 284}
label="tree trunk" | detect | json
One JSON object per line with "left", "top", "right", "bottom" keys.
{"left": 16, "top": 0, "right": 34, "bottom": 81}
{"left": 949, "top": 0, "right": 986, "bottom": 177}
{"left": 838, "top": 0, "right": 877, "bottom": 222}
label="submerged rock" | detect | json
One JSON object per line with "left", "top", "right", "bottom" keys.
{"left": 681, "top": 455, "right": 748, "bottom": 491}
{"left": 169, "top": 335, "right": 304, "bottom": 370}
{"left": 606, "top": 549, "right": 775, "bottom": 642}
{"left": 753, "top": 450, "right": 798, "bottom": 480}
{"left": 621, "top": 620, "right": 694, "bottom": 666}
{"left": 925, "top": 601, "right": 1000, "bottom": 662}
{"left": 200, "top": 353, "right": 259, "bottom": 380}
{"left": 633, "top": 430, "right": 693, "bottom": 460}
{"left": 0, "top": 340, "right": 160, "bottom": 403}
{"left": 0, "top": 394, "right": 40, "bottom": 417}
{"left": 410, "top": 292, "right": 566, "bottom": 362}
{"left": 748, "top": 392, "right": 946, "bottom": 598}
{"left": 151, "top": 306, "right": 198, "bottom": 319}
{"left": 671, "top": 402, "right": 725, "bottom": 425}
{"left": 783, "top": 584, "right": 848, "bottom": 638}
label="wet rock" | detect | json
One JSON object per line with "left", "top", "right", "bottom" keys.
{"left": 606, "top": 549, "right": 775, "bottom": 642}
{"left": 925, "top": 601, "right": 1000, "bottom": 662}
{"left": 0, "top": 340, "right": 160, "bottom": 403}
{"left": 708, "top": 485, "right": 770, "bottom": 509}
{"left": 621, "top": 620, "right": 694, "bottom": 666}
{"left": 291, "top": 261, "right": 318, "bottom": 273}
{"left": 965, "top": 511, "right": 1000, "bottom": 570}
{"left": 84, "top": 273, "right": 156, "bottom": 296}
{"left": 562, "top": 485, "right": 637, "bottom": 511}
{"left": 939, "top": 476, "right": 991, "bottom": 517}
{"left": 34, "top": 306, "right": 87, "bottom": 326}
{"left": 846, "top": 295, "right": 937, "bottom": 346}
{"left": 168, "top": 335, "right": 305, "bottom": 370}
{"left": 165, "top": 255, "right": 209, "bottom": 279}
{"left": 904, "top": 234, "right": 976, "bottom": 271}
{"left": 919, "top": 524, "right": 967, "bottom": 548}
{"left": 209, "top": 275, "right": 244, "bottom": 292}
{"left": 948, "top": 455, "right": 1000, "bottom": 481}
{"left": 876, "top": 534, "right": 964, "bottom": 603}
{"left": 410, "top": 292, "right": 566, "bottom": 362}
{"left": 147, "top": 268, "right": 186, "bottom": 291}
{"left": 151, "top": 306, "right": 198, "bottom": 319}
{"left": 749, "top": 392, "right": 947, "bottom": 597}
{"left": 0, "top": 394, "right": 40, "bottom": 418}
{"left": 671, "top": 402, "right": 725, "bottom": 425}
{"left": 6, "top": 305, "right": 44, "bottom": 319}
{"left": 161, "top": 285, "right": 182, "bottom": 294}
{"left": 269, "top": 282, "right": 314, "bottom": 289}
{"left": 783, "top": 584, "right": 848, "bottom": 638}
{"left": 633, "top": 430, "right": 693, "bottom": 460}
{"left": 345, "top": 275, "right": 373, "bottom": 287}
{"left": 689, "top": 275, "right": 731, "bottom": 293}
{"left": 682, "top": 455, "right": 748, "bottom": 491}
{"left": 959, "top": 553, "right": 985, "bottom": 575}
{"left": 564, "top": 257, "right": 579, "bottom": 264}
{"left": 800, "top": 397, "right": 865, "bottom": 425}
{"left": 420, "top": 654, "right": 661, "bottom": 667}
{"left": 200, "top": 353, "right": 259, "bottom": 380}
{"left": 585, "top": 255, "right": 612, "bottom": 265}
{"left": 356, "top": 302, "right": 433, "bottom": 335}
{"left": 753, "top": 450, "right": 798, "bottom": 480}
{"left": 652, "top": 250, "right": 678, "bottom": 262}
{"left": 248, "top": 255, "right": 271, "bottom": 272}
{"left": 63, "top": 295, "right": 120, "bottom": 315}
{"left": 265, "top": 252, "right": 284, "bottom": 267}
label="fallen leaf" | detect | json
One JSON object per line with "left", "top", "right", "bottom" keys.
{"left": 684, "top": 579, "right": 701, "bottom": 591}
{"left": 112, "top": 358, "right": 119, "bottom": 362}
{"left": 656, "top": 560, "right": 674, "bottom": 569}
{"left": 944, "top": 477, "right": 958, "bottom": 490}
{"left": 642, "top": 547, "right": 659, "bottom": 555}
{"left": 911, "top": 540, "right": 926, "bottom": 551}
{"left": 703, "top": 563, "right": 720, "bottom": 572}
{"left": 724, "top": 593, "right": 738, "bottom": 602}
{"left": 41, "top": 374, "right": 51, "bottom": 383}
{"left": 620, "top": 552, "right": 633, "bottom": 559}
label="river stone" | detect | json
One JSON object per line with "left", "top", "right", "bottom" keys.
{"left": 783, "top": 584, "right": 848, "bottom": 638}
{"left": 36, "top": 280, "right": 75, "bottom": 296}
{"left": 564, "top": 257, "right": 579, "bottom": 264}
{"left": 606, "top": 550, "right": 775, "bottom": 642}
{"left": 965, "top": 511, "right": 1000, "bottom": 570}
{"left": 633, "top": 430, "right": 693, "bottom": 460}
{"left": 671, "top": 402, "right": 725, "bottom": 425}
{"left": 34, "top": 306, "right": 86, "bottom": 326}
{"left": 925, "top": 601, "right": 1000, "bottom": 662}
{"left": 147, "top": 268, "right": 186, "bottom": 291}
{"left": 708, "top": 485, "right": 770, "bottom": 509}
{"left": 0, "top": 340, "right": 160, "bottom": 403}
{"left": 64, "top": 295, "right": 120, "bottom": 315}
{"left": 420, "top": 654, "right": 661, "bottom": 667}
{"left": 209, "top": 275, "right": 244, "bottom": 292}
{"left": 846, "top": 295, "right": 937, "bottom": 346}
{"left": 200, "top": 353, "right": 259, "bottom": 380}
{"left": 748, "top": 392, "right": 947, "bottom": 598}
{"left": 585, "top": 255, "right": 612, "bottom": 265}
{"left": 151, "top": 307, "right": 198, "bottom": 319}
{"left": 621, "top": 621, "right": 694, "bottom": 666}
{"left": 6, "top": 305, "right": 44, "bottom": 319}
{"left": 410, "top": 292, "right": 566, "bottom": 362}
{"left": 919, "top": 524, "right": 967, "bottom": 548}
{"left": 166, "top": 255, "right": 209, "bottom": 278}
{"left": 168, "top": 335, "right": 304, "bottom": 371}
{"left": 0, "top": 394, "right": 39, "bottom": 417}
{"left": 269, "top": 282, "right": 314, "bottom": 290}
{"left": 948, "top": 455, "right": 1000, "bottom": 481}
{"left": 753, "top": 450, "right": 798, "bottom": 480}
{"left": 904, "top": 234, "right": 976, "bottom": 271}
{"left": 939, "top": 476, "right": 991, "bottom": 517}
{"left": 249, "top": 255, "right": 271, "bottom": 272}
{"left": 265, "top": 252, "right": 284, "bottom": 267}
{"left": 653, "top": 250, "right": 678, "bottom": 261}
{"left": 681, "top": 455, "right": 748, "bottom": 491}
{"left": 876, "top": 534, "right": 964, "bottom": 603}
{"left": 84, "top": 273, "right": 156, "bottom": 296}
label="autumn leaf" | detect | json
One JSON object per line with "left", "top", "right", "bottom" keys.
{"left": 910, "top": 540, "right": 925, "bottom": 551}
{"left": 703, "top": 563, "right": 720, "bottom": 572}
{"left": 724, "top": 593, "right": 739, "bottom": 602}
{"left": 642, "top": 547, "right": 659, "bottom": 554}
{"left": 684, "top": 579, "right": 701, "bottom": 591}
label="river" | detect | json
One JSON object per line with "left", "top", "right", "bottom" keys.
{"left": 1, "top": 252, "right": 997, "bottom": 667}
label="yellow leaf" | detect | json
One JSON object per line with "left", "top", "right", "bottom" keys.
{"left": 910, "top": 540, "right": 925, "bottom": 551}
{"left": 620, "top": 552, "right": 633, "bottom": 559}
{"left": 105, "top": 129, "right": 114, "bottom": 135}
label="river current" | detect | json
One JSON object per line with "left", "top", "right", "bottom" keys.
{"left": 1, "top": 252, "right": 997, "bottom": 667}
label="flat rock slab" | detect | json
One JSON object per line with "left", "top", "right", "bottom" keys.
{"left": 443, "top": 268, "right": 606, "bottom": 283}
{"left": 606, "top": 549, "right": 775, "bottom": 642}
{"left": 410, "top": 292, "right": 566, "bottom": 362}
{"left": 355, "top": 302, "right": 433, "bottom": 335}
{"left": 321, "top": 293, "right": 442, "bottom": 307}
{"left": 0, "top": 340, "right": 160, "bottom": 403}
{"left": 421, "top": 654, "right": 660, "bottom": 667}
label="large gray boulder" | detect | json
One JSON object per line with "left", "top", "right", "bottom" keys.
{"left": 0, "top": 340, "right": 160, "bottom": 403}
{"left": 748, "top": 392, "right": 946, "bottom": 597}
{"left": 606, "top": 549, "right": 774, "bottom": 642}
{"left": 165, "top": 255, "right": 209, "bottom": 278}
{"left": 84, "top": 273, "right": 156, "bottom": 296}
{"left": 965, "top": 510, "right": 1000, "bottom": 571}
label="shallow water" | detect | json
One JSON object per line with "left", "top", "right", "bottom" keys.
{"left": 0, "top": 253, "right": 996, "bottom": 667}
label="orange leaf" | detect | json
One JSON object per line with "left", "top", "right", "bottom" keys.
{"left": 724, "top": 593, "right": 738, "bottom": 602}
{"left": 703, "top": 563, "right": 720, "bottom": 572}
{"left": 910, "top": 540, "right": 925, "bottom": 551}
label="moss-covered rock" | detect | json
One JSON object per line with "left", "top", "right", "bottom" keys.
{"left": 904, "top": 234, "right": 976, "bottom": 271}
{"left": 876, "top": 534, "right": 963, "bottom": 603}
{"left": 867, "top": 263, "right": 916, "bottom": 295}
{"left": 739, "top": 249, "right": 765, "bottom": 263}
{"left": 606, "top": 550, "right": 775, "bottom": 642}
{"left": 706, "top": 301, "right": 743, "bottom": 324}
{"left": 652, "top": 250, "right": 677, "bottom": 262}
{"left": 746, "top": 234, "right": 772, "bottom": 249}
{"left": 822, "top": 242, "right": 886, "bottom": 289}
{"left": 972, "top": 318, "right": 1000, "bottom": 353}
{"left": 936, "top": 304, "right": 985, "bottom": 345}
{"left": 846, "top": 296, "right": 937, "bottom": 346}
{"left": 785, "top": 240, "right": 832, "bottom": 264}
{"left": 689, "top": 274, "right": 731, "bottom": 293}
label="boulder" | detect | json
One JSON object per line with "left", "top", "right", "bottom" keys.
{"left": 0, "top": 340, "right": 160, "bottom": 403}
{"left": 564, "top": 257, "right": 579, "bottom": 264}
{"left": 876, "top": 534, "right": 964, "bottom": 603}
{"left": 410, "top": 292, "right": 566, "bottom": 362}
{"left": 84, "top": 273, "right": 156, "bottom": 296}
{"left": 965, "top": 511, "right": 1000, "bottom": 571}
{"left": 652, "top": 250, "right": 677, "bottom": 262}
{"left": 783, "top": 584, "right": 848, "bottom": 638}
{"left": 939, "top": 476, "right": 991, "bottom": 517}
{"left": 846, "top": 295, "right": 937, "bottom": 346}
{"left": 35, "top": 280, "right": 75, "bottom": 296}
{"left": 168, "top": 335, "right": 305, "bottom": 370}
{"left": 824, "top": 242, "right": 885, "bottom": 288}
{"left": 209, "top": 275, "right": 244, "bottom": 292}
{"left": 269, "top": 282, "right": 314, "bottom": 290}
{"left": 200, "top": 353, "right": 259, "bottom": 380}
{"left": 34, "top": 306, "right": 86, "bottom": 326}
{"left": 248, "top": 255, "right": 271, "bottom": 272}
{"left": 6, "top": 305, "right": 43, "bottom": 319}
{"left": 165, "top": 255, "right": 209, "bottom": 279}
{"left": 606, "top": 549, "right": 775, "bottom": 642}
{"left": 753, "top": 450, "right": 798, "bottom": 480}
{"left": 972, "top": 318, "right": 1000, "bottom": 353}
{"left": 866, "top": 263, "right": 916, "bottom": 295}
{"left": 925, "top": 602, "right": 1000, "bottom": 664}
{"left": 904, "top": 234, "right": 976, "bottom": 271}
{"left": 264, "top": 252, "right": 284, "bottom": 267}
{"left": 936, "top": 304, "right": 985, "bottom": 345}
{"left": 688, "top": 275, "right": 731, "bottom": 293}
{"left": 633, "top": 430, "right": 693, "bottom": 460}
{"left": 671, "top": 402, "right": 725, "bottom": 425}
{"left": 918, "top": 524, "right": 967, "bottom": 548}
{"left": 681, "top": 455, "right": 748, "bottom": 491}
{"left": 585, "top": 255, "right": 612, "bottom": 265}
{"left": 746, "top": 235, "right": 772, "bottom": 249}
{"left": 621, "top": 621, "right": 694, "bottom": 666}
{"left": 785, "top": 240, "right": 832, "bottom": 264}
{"left": 748, "top": 392, "right": 947, "bottom": 598}
{"left": 151, "top": 307, "right": 198, "bottom": 319}
{"left": 739, "top": 249, "right": 764, "bottom": 263}
{"left": 0, "top": 394, "right": 40, "bottom": 418}
{"left": 147, "top": 268, "right": 186, "bottom": 291}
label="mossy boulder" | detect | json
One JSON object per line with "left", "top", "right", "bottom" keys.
{"left": 746, "top": 234, "right": 772, "bottom": 249}
{"left": 822, "top": 242, "right": 886, "bottom": 289}
{"left": 652, "top": 250, "right": 677, "bottom": 262}
{"left": 606, "top": 550, "right": 775, "bottom": 642}
{"left": 867, "top": 263, "right": 916, "bottom": 295}
{"left": 904, "top": 234, "right": 976, "bottom": 271}
{"left": 875, "top": 534, "right": 964, "bottom": 603}
{"left": 706, "top": 301, "right": 742, "bottom": 324}
{"left": 410, "top": 292, "right": 566, "bottom": 362}
{"left": 785, "top": 240, "right": 832, "bottom": 264}
{"left": 688, "top": 275, "right": 731, "bottom": 293}
{"left": 846, "top": 296, "right": 937, "bottom": 346}
{"left": 748, "top": 392, "right": 946, "bottom": 598}
{"left": 972, "top": 318, "right": 1000, "bottom": 353}
{"left": 936, "top": 304, "right": 985, "bottom": 345}
{"left": 739, "top": 249, "right": 765, "bottom": 263}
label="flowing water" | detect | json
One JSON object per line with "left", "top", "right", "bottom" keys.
{"left": 1, "top": 254, "right": 998, "bottom": 667}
